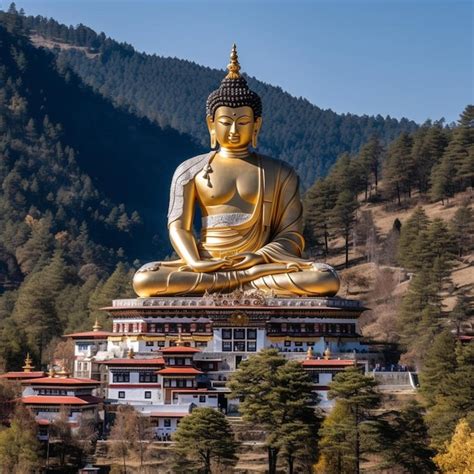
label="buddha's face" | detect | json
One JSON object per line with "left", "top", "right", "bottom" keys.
{"left": 206, "top": 106, "right": 262, "bottom": 149}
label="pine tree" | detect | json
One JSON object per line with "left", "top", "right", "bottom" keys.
{"left": 330, "top": 190, "right": 359, "bottom": 268}
{"left": 378, "top": 401, "right": 435, "bottom": 473}
{"left": 383, "top": 132, "right": 414, "bottom": 204}
{"left": 419, "top": 330, "right": 457, "bottom": 407}
{"left": 173, "top": 408, "right": 238, "bottom": 474}
{"left": 327, "top": 367, "right": 381, "bottom": 474}
{"left": 397, "top": 207, "right": 429, "bottom": 270}
{"left": 228, "top": 349, "right": 317, "bottom": 474}
{"left": 430, "top": 152, "right": 457, "bottom": 203}
{"left": 450, "top": 292, "right": 472, "bottom": 336}
{"left": 450, "top": 204, "right": 473, "bottom": 257}
{"left": 316, "top": 402, "right": 356, "bottom": 474}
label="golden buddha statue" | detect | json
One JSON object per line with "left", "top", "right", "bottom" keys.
{"left": 133, "top": 45, "right": 340, "bottom": 298}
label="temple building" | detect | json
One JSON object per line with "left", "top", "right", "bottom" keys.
{"left": 60, "top": 292, "right": 372, "bottom": 434}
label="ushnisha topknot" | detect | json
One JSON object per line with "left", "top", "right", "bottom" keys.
{"left": 206, "top": 44, "right": 262, "bottom": 119}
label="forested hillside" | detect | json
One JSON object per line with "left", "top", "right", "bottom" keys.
{"left": 14, "top": 6, "right": 417, "bottom": 188}
{"left": 0, "top": 15, "right": 201, "bottom": 369}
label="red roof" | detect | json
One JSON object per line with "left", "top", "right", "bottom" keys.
{"left": 37, "top": 419, "right": 50, "bottom": 426}
{"left": 161, "top": 346, "right": 201, "bottom": 354}
{"left": 22, "top": 395, "right": 101, "bottom": 405}
{"left": 24, "top": 376, "right": 100, "bottom": 386}
{"left": 302, "top": 359, "right": 356, "bottom": 367}
{"left": 99, "top": 357, "right": 165, "bottom": 366}
{"left": 0, "top": 371, "right": 45, "bottom": 380}
{"left": 172, "top": 389, "right": 211, "bottom": 394}
{"left": 63, "top": 330, "right": 113, "bottom": 339}
{"left": 157, "top": 367, "right": 203, "bottom": 375}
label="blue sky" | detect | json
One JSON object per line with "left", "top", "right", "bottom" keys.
{"left": 10, "top": 0, "right": 473, "bottom": 123}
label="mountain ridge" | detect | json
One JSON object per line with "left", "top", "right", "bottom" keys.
{"left": 16, "top": 9, "right": 418, "bottom": 188}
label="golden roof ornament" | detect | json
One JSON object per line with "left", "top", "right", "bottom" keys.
{"left": 48, "top": 366, "right": 56, "bottom": 378}
{"left": 56, "top": 366, "right": 70, "bottom": 378}
{"left": 22, "top": 353, "right": 34, "bottom": 373}
{"left": 127, "top": 347, "right": 135, "bottom": 359}
{"left": 323, "top": 346, "right": 331, "bottom": 360}
{"left": 225, "top": 43, "right": 241, "bottom": 79}
{"left": 176, "top": 328, "right": 184, "bottom": 345}
{"left": 306, "top": 347, "right": 314, "bottom": 360}
{"left": 93, "top": 318, "right": 102, "bottom": 332}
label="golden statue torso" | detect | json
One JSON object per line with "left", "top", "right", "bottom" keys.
{"left": 196, "top": 154, "right": 259, "bottom": 216}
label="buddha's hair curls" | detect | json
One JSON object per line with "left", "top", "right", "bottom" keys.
{"left": 206, "top": 76, "right": 262, "bottom": 119}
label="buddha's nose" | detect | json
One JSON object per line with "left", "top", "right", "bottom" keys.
{"left": 229, "top": 121, "right": 237, "bottom": 134}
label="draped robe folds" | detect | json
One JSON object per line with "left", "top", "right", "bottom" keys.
{"left": 133, "top": 152, "right": 339, "bottom": 296}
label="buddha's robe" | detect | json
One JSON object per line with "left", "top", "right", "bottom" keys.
{"left": 133, "top": 152, "right": 339, "bottom": 297}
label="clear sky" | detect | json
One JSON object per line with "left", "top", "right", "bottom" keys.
{"left": 8, "top": 0, "right": 473, "bottom": 123}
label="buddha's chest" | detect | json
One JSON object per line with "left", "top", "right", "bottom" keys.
{"left": 195, "top": 159, "right": 260, "bottom": 208}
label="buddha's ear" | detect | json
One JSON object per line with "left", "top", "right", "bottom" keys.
{"left": 206, "top": 115, "right": 217, "bottom": 149}
{"left": 252, "top": 117, "right": 262, "bottom": 148}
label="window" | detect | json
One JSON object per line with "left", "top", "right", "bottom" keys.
{"left": 222, "top": 341, "right": 232, "bottom": 352}
{"left": 146, "top": 341, "right": 154, "bottom": 346}
{"left": 199, "top": 395, "right": 206, "bottom": 403}
{"left": 222, "top": 329, "right": 232, "bottom": 340}
{"left": 118, "top": 391, "right": 125, "bottom": 399}
{"left": 233, "top": 329, "right": 245, "bottom": 340}
{"left": 139, "top": 372, "right": 157, "bottom": 383}
{"left": 77, "top": 343, "right": 90, "bottom": 351}
{"left": 164, "top": 419, "right": 171, "bottom": 428}
{"left": 181, "top": 323, "right": 190, "bottom": 332}
{"left": 113, "top": 372, "right": 130, "bottom": 383}
{"left": 284, "top": 341, "right": 291, "bottom": 347}
{"left": 311, "top": 373, "right": 320, "bottom": 383}
{"left": 144, "top": 391, "right": 151, "bottom": 399}
{"left": 247, "top": 329, "right": 257, "bottom": 340}
{"left": 157, "top": 341, "right": 165, "bottom": 347}
{"left": 177, "top": 379, "right": 187, "bottom": 388}
{"left": 295, "top": 342, "right": 303, "bottom": 347}
{"left": 164, "top": 379, "right": 170, "bottom": 387}
{"left": 247, "top": 341, "right": 257, "bottom": 352}
{"left": 233, "top": 341, "right": 245, "bottom": 352}
{"left": 196, "top": 323, "right": 206, "bottom": 333}
{"left": 168, "top": 323, "right": 178, "bottom": 333}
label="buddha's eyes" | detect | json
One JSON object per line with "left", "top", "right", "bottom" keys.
{"left": 218, "top": 120, "right": 232, "bottom": 126}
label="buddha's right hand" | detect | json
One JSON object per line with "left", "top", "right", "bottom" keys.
{"left": 178, "top": 259, "right": 231, "bottom": 273}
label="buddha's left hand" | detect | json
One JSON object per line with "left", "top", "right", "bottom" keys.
{"left": 227, "top": 252, "right": 265, "bottom": 270}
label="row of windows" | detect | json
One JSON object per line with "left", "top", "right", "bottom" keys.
{"left": 163, "top": 379, "right": 194, "bottom": 388}
{"left": 222, "top": 328, "right": 257, "bottom": 340}
{"left": 37, "top": 389, "right": 67, "bottom": 395}
{"left": 112, "top": 372, "right": 158, "bottom": 383}
{"left": 145, "top": 323, "right": 209, "bottom": 333}
{"left": 267, "top": 323, "right": 356, "bottom": 334}
{"left": 222, "top": 341, "right": 256, "bottom": 352}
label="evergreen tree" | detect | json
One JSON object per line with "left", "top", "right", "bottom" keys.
{"left": 228, "top": 349, "right": 317, "bottom": 474}
{"left": 383, "top": 132, "right": 414, "bottom": 204}
{"left": 327, "top": 367, "right": 381, "bottom": 474}
{"left": 330, "top": 190, "right": 359, "bottom": 268}
{"left": 419, "top": 330, "right": 457, "bottom": 406}
{"left": 378, "top": 401, "right": 435, "bottom": 473}
{"left": 450, "top": 204, "right": 473, "bottom": 258}
{"left": 173, "top": 408, "right": 238, "bottom": 474}
{"left": 425, "top": 341, "right": 474, "bottom": 449}
{"left": 450, "top": 292, "right": 472, "bottom": 336}
{"left": 316, "top": 402, "right": 356, "bottom": 474}
{"left": 397, "top": 207, "right": 429, "bottom": 270}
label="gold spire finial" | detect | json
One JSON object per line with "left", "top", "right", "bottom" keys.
{"left": 324, "top": 346, "right": 331, "bottom": 360}
{"left": 56, "top": 365, "right": 70, "bottom": 378}
{"left": 23, "top": 353, "right": 34, "bottom": 373}
{"left": 176, "top": 327, "right": 184, "bottom": 345}
{"left": 48, "top": 366, "right": 56, "bottom": 378}
{"left": 93, "top": 318, "right": 102, "bottom": 332}
{"left": 127, "top": 347, "right": 135, "bottom": 359}
{"left": 306, "top": 346, "right": 314, "bottom": 360}
{"left": 225, "top": 43, "right": 241, "bottom": 79}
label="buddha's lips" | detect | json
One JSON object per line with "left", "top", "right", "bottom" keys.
{"left": 228, "top": 135, "right": 240, "bottom": 143}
